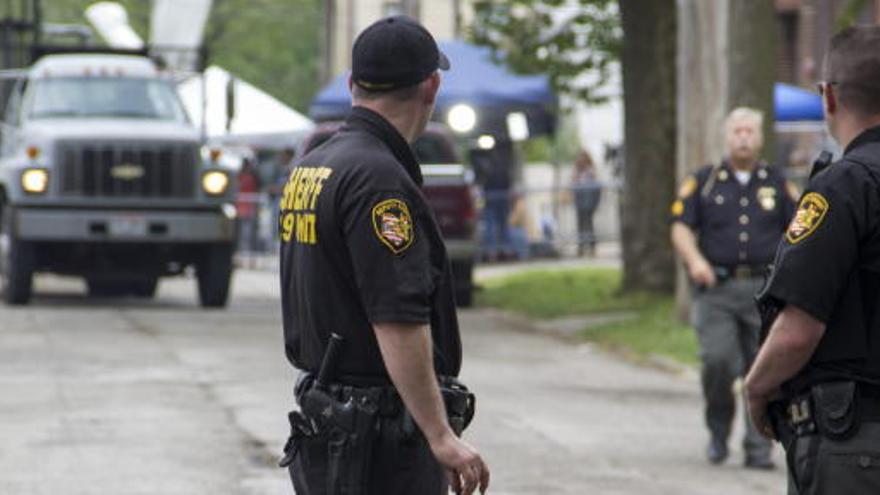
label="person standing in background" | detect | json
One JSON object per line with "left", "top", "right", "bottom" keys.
{"left": 236, "top": 157, "right": 261, "bottom": 255}
{"left": 571, "top": 149, "right": 602, "bottom": 256}
{"left": 670, "top": 107, "right": 798, "bottom": 469}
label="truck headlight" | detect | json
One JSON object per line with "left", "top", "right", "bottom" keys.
{"left": 202, "top": 170, "right": 229, "bottom": 196}
{"left": 21, "top": 168, "right": 49, "bottom": 194}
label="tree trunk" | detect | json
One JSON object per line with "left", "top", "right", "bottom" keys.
{"left": 619, "top": 0, "right": 677, "bottom": 293}
{"left": 675, "top": 0, "right": 729, "bottom": 320}
{"left": 728, "top": 0, "right": 777, "bottom": 161}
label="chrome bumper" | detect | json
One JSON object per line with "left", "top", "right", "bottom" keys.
{"left": 14, "top": 207, "right": 236, "bottom": 243}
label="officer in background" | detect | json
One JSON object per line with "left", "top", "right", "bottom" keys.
{"left": 277, "top": 16, "right": 489, "bottom": 495}
{"left": 671, "top": 107, "right": 798, "bottom": 468}
{"left": 746, "top": 26, "right": 880, "bottom": 494}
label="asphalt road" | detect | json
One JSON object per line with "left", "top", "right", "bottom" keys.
{"left": 0, "top": 269, "right": 786, "bottom": 494}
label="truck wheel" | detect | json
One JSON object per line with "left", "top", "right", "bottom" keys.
{"left": 0, "top": 207, "right": 34, "bottom": 305}
{"left": 196, "top": 244, "right": 233, "bottom": 308}
{"left": 451, "top": 260, "right": 474, "bottom": 308}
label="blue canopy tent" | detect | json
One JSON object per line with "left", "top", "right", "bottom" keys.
{"left": 775, "top": 82, "right": 823, "bottom": 122}
{"left": 309, "top": 40, "right": 558, "bottom": 138}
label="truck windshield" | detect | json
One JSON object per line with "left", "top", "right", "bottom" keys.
{"left": 26, "top": 77, "right": 188, "bottom": 122}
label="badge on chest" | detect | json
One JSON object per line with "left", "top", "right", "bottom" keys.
{"left": 757, "top": 187, "right": 777, "bottom": 211}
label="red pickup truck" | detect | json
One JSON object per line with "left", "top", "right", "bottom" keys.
{"left": 297, "top": 122, "right": 479, "bottom": 306}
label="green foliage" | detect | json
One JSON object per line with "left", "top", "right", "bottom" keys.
{"left": 580, "top": 299, "right": 697, "bottom": 366}
{"left": 469, "top": 0, "right": 621, "bottom": 104}
{"left": 521, "top": 136, "right": 552, "bottom": 163}
{"left": 204, "top": 0, "right": 322, "bottom": 112}
{"left": 40, "top": 1, "right": 150, "bottom": 37}
{"left": 38, "top": 0, "right": 322, "bottom": 112}
{"left": 476, "top": 267, "right": 656, "bottom": 319}
{"left": 837, "top": 0, "right": 871, "bottom": 31}
{"left": 476, "top": 267, "right": 697, "bottom": 365}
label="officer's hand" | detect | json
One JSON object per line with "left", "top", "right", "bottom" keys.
{"left": 746, "top": 390, "right": 776, "bottom": 440}
{"left": 688, "top": 258, "right": 716, "bottom": 288}
{"left": 747, "top": 395, "right": 773, "bottom": 439}
{"left": 429, "top": 430, "right": 490, "bottom": 494}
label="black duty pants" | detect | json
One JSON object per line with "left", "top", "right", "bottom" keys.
{"left": 289, "top": 413, "right": 447, "bottom": 495}
{"left": 785, "top": 423, "right": 880, "bottom": 494}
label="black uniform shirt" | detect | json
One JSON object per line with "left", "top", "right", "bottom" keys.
{"left": 671, "top": 162, "right": 798, "bottom": 266}
{"left": 279, "top": 106, "right": 462, "bottom": 379}
{"left": 760, "top": 127, "right": 880, "bottom": 387}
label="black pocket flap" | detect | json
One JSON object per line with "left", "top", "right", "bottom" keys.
{"left": 814, "top": 381, "right": 856, "bottom": 420}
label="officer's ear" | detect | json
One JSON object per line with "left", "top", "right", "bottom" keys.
{"left": 422, "top": 72, "right": 441, "bottom": 105}
{"left": 823, "top": 82, "right": 838, "bottom": 117}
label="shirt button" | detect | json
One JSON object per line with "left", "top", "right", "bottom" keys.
{"left": 715, "top": 195, "right": 725, "bottom": 205}
{"left": 739, "top": 232, "right": 749, "bottom": 242}
{"left": 740, "top": 197, "right": 749, "bottom": 207}
{"left": 739, "top": 215, "right": 749, "bottom": 225}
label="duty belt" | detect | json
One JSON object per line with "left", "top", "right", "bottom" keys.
{"left": 713, "top": 263, "right": 769, "bottom": 281}
{"left": 294, "top": 371, "right": 476, "bottom": 430}
{"left": 770, "top": 381, "right": 880, "bottom": 442}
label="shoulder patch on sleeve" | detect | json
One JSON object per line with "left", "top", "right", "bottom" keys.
{"left": 678, "top": 176, "right": 697, "bottom": 199}
{"left": 372, "top": 198, "right": 415, "bottom": 254}
{"left": 786, "top": 192, "right": 829, "bottom": 244}
{"left": 671, "top": 199, "right": 684, "bottom": 217}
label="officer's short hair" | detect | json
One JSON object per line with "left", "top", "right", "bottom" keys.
{"left": 825, "top": 26, "right": 880, "bottom": 117}
{"left": 351, "top": 82, "right": 421, "bottom": 102}
{"left": 724, "top": 107, "right": 764, "bottom": 139}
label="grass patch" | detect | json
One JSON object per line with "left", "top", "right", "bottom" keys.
{"left": 476, "top": 267, "right": 698, "bottom": 366}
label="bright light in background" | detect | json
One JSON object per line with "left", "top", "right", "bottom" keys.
{"left": 477, "top": 134, "right": 496, "bottom": 150}
{"left": 448, "top": 104, "right": 477, "bottom": 133}
{"left": 21, "top": 169, "right": 49, "bottom": 194}
{"left": 202, "top": 170, "right": 230, "bottom": 195}
{"left": 507, "top": 112, "right": 530, "bottom": 141}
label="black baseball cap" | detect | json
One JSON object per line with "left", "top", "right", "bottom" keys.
{"left": 352, "top": 15, "right": 450, "bottom": 92}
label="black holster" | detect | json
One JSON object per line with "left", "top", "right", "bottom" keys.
{"left": 439, "top": 376, "right": 476, "bottom": 436}
{"left": 297, "top": 379, "right": 381, "bottom": 495}
{"left": 772, "top": 381, "right": 861, "bottom": 443}
{"left": 325, "top": 396, "right": 379, "bottom": 495}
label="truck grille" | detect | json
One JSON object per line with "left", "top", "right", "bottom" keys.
{"left": 57, "top": 141, "right": 197, "bottom": 198}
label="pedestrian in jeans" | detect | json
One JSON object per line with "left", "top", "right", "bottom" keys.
{"left": 571, "top": 150, "right": 601, "bottom": 256}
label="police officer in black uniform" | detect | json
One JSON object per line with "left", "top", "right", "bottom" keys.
{"left": 671, "top": 107, "right": 798, "bottom": 468}
{"left": 746, "top": 26, "right": 880, "bottom": 494}
{"left": 277, "top": 15, "right": 489, "bottom": 495}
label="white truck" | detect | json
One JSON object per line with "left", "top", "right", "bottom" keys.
{"left": 0, "top": 53, "right": 236, "bottom": 306}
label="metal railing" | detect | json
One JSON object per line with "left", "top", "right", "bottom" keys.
{"left": 231, "top": 179, "right": 625, "bottom": 266}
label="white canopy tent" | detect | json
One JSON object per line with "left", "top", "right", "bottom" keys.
{"left": 177, "top": 65, "right": 315, "bottom": 151}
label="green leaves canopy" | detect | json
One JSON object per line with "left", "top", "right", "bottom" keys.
{"left": 470, "top": 0, "right": 621, "bottom": 104}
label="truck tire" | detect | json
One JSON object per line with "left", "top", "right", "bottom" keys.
{"left": 0, "top": 207, "right": 34, "bottom": 305}
{"left": 196, "top": 244, "right": 233, "bottom": 308}
{"left": 451, "top": 260, "right": 474, "bottom": 308}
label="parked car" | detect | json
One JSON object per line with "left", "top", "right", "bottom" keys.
{"left": 297, "top": 121, "right": 478, "bottom": 306}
